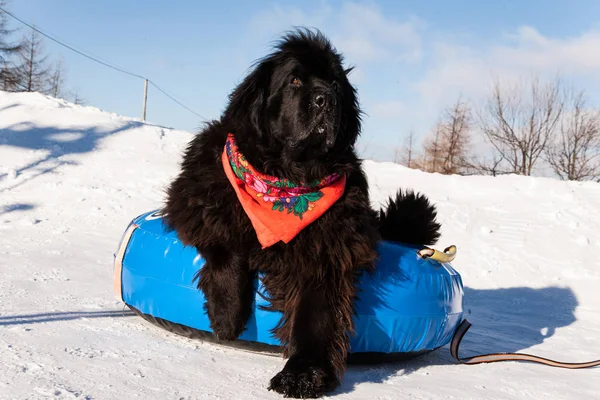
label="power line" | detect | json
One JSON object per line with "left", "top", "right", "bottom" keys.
{"left": 0, "top": 6, "right": 205, "bottom": 120}
{"left": 0, "top": 6, "right": 145, "bottom": 80}
{"left": 148, "top": 81, "right": 205, "bottom": 119}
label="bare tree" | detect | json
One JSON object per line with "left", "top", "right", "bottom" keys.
{"left": 420, "top": 98, "right": 472, "bottom": 174}
{"left": 0, "top": 1, "right": 20, "bottom": 63}
{"left": 479, "top": 75, "right": 564, "bottom": 176}
{"left": 0, "top": 0, "right": 22, "bottom": 90}
{"left": 394, "top": 129, "right": 417, "bottom": 168}
{"left": 463, "top": 154, "right": 508, "bottom": 177}
{"left": 440, "top": 98, "right": 471, "bottom": 174}
{"left": 70, "top": 89, "right": 85, "bottom": 105}
{"left": 47, "top": 56, "right": 66, "bottom": 98}
{"left": 403, "top": 129, "right": 416, "bottom": 168}
{"left": 393, "top": 146, "right": 401, "bottom": 164}
{"left": 421, "top": 123, "right": 443, "bottom": 173}
{"left": 14, "top": 28, "right": 51, "bottom": 93}
{"left": 1, "top": 58, "right": 21, "bottom": 90}
{"left": 545, "top": 89, "right": 600, "bottom": 181}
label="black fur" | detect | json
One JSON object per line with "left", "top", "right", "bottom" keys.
{"left": 162, "top": 28, "right": 440, "bottom": 398}
{"left": 379, "top": 190, "right": 441, "bottom": 246}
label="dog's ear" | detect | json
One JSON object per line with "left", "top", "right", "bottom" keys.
{"left": 340, "top": 77, "right": 362, "bottom": 150}
{"left": 224, "top": 59, "right": 273, "bottom": 137}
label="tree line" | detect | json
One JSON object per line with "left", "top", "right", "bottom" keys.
{"left": 0, "top": 1, "right": 82, "bottom": 103}
{"left": 396, "top": 76, "right": 600, "bottom": 182}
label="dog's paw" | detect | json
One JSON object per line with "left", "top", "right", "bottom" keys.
{"left": 268, "top": 356, "right": 339, "bottom": 398}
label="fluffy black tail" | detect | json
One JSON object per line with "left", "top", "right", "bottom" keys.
{"left": 378, "top": 189, "right": 441, "bottom": 246}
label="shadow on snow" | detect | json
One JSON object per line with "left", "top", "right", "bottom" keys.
{"left": 337, "top": 285, "right": 578, "bottom": 394}
{"left": 0, "top": 119, "right": 144, "bottom": 192}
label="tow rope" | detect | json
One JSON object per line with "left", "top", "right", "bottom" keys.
{"left": 450, "top": 319, "right": 600, "bottom": 369}
{"left": 419, "top": 244, "right": 599, "bottom": 369}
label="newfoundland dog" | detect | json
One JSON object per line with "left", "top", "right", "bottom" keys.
{"left": 162, "top": 29, "right": 440, "bottom": 398}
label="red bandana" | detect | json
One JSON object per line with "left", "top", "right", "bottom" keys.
{"left": 221, "top": 134, "right": 346, "bottom": 248}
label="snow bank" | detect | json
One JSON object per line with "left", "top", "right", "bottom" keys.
{"left": 1, "top": 91, "right": 598, "bottom": 399}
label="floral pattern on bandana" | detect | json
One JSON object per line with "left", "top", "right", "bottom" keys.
{"left": 225, "top": 135, "right": 342, "bottom": 219}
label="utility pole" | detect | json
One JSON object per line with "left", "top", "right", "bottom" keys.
{"left": 142, "top": 79, "right": 148, "bottom": 121}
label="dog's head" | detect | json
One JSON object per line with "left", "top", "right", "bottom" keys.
{"left": 223, "top": 29, "right": 361, "bottom": 173}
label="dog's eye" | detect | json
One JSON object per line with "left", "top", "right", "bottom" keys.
{"left": 290, "top": 77, "right": 302, "bottom": 87}
{"left": 332, "top": 81, "right": 340, "bottom": 92}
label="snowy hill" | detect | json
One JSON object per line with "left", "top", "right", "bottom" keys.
{"left": 0, "top": 91, "right": 598, "bottom": 399}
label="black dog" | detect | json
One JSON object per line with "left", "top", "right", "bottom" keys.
{"left": 163, "top": 29, "right": 440, "bottom": 398}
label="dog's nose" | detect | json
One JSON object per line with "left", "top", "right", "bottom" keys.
{"left": 313, "top": 89, "right": 337, "bottom": 108}
{"left": 313, "top": 93, "right": 326, "bottom": 108}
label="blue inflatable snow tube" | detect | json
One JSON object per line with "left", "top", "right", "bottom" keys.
{"left": 113, "top": 210, "right": 464, "bottom": 356}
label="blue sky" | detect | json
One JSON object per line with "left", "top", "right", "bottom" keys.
{"left": 7, "top": 0, "right": 600, "bottom": 160}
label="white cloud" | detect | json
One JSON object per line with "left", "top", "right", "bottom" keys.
{"left": 368, "top": 100, "right": 406, "bottom": 119}
{"left": 335, "top": 36, "right": 385, "bottom": 63}
{"left": 335, "top": 2, "right": 423, "bottom": 63}
{"left": 397, "top": 26, "right": 600, "bottom": 162}
{"left": 248, "top": 2, "right": 423, "bottom": 64}
{"left": 248, "top": 4, "right": 332, "bottom": 40}
{"left": 415, "top": 26, "right": 600, "bottom": 112}
{"left": 245, "top": 3, "right": 600, "bottom": 161}
{"left": 494, "top": 28, "right": 600, "bottom": 73}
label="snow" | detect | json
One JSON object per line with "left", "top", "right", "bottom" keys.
{"left": 1, "top": 90, "right": 599, "bottom": 399}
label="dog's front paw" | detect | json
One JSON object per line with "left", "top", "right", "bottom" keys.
{"left": 268, "top": 356, "right": 339, "bottom": 398}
